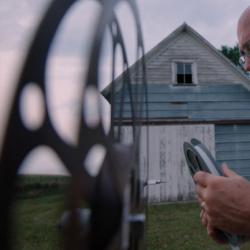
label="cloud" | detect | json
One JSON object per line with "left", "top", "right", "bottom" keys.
{"left": 18, "top": 145, "right": 70, "bottom": 176}
{"left": 137, "top": 0, "right": 250, "bottom": 50}
{"left": 0, "top": 0, "right": 49, "bottom": 51}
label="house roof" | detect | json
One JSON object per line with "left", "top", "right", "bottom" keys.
{"left": 113, "top": 83, "right": 250, "bottom": 123}
{"left": 102, "top": 23, "right": 250, "bottom": 98}
{"left": 104, "top": 23, "right": 250, "bottom": 123}
{"left": 144, "top": 23, "right": 249, "bottom": 82}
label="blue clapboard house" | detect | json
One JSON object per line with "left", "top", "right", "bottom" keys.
{"left": 103, "top": 23, "right": 250, "bottom": 202}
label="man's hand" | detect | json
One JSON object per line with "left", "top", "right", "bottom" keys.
{"left": 200, "top": 208, "right": 228, "bottom": 244}
{"left": 194, "top": 163, "right": 250, "bottom": 237}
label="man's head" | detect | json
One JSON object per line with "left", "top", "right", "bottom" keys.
{"left": 238, "top": 6, "right": 250, "bottom": 71}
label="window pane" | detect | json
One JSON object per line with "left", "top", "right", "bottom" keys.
{"left": 177, "top": 63, "right": 184, "bottom": 74}
{"left": 177, "top": 74, "right": 184, "bottom": 83}
{"left": 185, "top": 74, "right": 192, "bottom": 83}
{"left": 185, "top": 63, "right": 192, "bottom": 74}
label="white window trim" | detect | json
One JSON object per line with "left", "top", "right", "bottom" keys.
{"left": 171, "top": 60, "right": 198, "bottom": 85}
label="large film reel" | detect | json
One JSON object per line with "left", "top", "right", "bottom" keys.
{"left": 0, "top": 0, "right": 148, "bottom": 249}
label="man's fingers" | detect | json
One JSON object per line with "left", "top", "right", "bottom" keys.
{"left": 195, "top": 183, "right": 206, "bottom": 201}
{"left": 221, "top": 163, "right": 238, "bottom": 177}
{"left": 200, "top": 209, "right": 208, "bottom": 227}
{"left": 193, "top": 171, "right": 211, "bottom": 187}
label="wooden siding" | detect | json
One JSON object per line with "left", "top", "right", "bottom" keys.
{"left": 114, "top": 84, "right": 250, "bottom": 122}
{"left": 215, "top": 125, "right": 250, "bottom": 180}
{"left": 131, "top": 32, "right": 244, "bottom": 85}
{"left": 120, "top": 124, "right": 215, "bottom": 202}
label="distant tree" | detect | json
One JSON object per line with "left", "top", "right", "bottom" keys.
{"left": 219, "top": 44, "right": 241, "bottom": 67}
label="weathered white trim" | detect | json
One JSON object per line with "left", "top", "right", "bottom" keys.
{"left": 192, "top": 62, "right": 198, "bottom": 84}
{"left": 171, "top": 61, "right": 176, "bottom": 83}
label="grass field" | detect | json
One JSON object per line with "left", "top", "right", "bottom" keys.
{"left": 12, "top": 176, "right": 250, "bottom": 249}
{"left": 147, "top": 203, "right": 250, "bottom": 250}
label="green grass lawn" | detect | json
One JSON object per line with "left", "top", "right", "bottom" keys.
{"left": 13, "top": 193, "right": 250, "bottom": 250}
{"left": 11, "top": 175, "right": 250, "bottom": 249}
{"left": 147, "top": 203, "right": 250, "bottom": 250}
{"left": 14, "top": 192, "right": 64, "bottom": 250}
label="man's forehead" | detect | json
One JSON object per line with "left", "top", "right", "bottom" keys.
{"left": 238, "top": 28, "right": 250, "bottom": 49}
{"left": 238, "top": 7, "right": 250, "bottom": 31}
{"left": 238, "top": 7, "right": 250, "bottom": 48}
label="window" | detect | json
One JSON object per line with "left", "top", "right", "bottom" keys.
{"left": 176, "top": 62, "right": 193, "bottom": 84}
{"left": 171, "top": 60, "right": 198, "bottom": 85}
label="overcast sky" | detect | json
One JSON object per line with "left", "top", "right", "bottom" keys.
{"left": 0, "top": 0, "right": 249, "bottom": 175}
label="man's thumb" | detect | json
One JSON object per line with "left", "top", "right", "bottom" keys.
{"left": 221, "top": 163, "right": 238, "bottom": 177}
